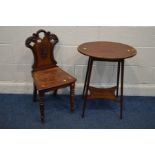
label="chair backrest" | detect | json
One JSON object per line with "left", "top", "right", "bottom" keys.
{"left": 25, "top": 29, "right": 59, "bottom": 72}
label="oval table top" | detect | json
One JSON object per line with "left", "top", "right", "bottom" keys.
{"left": 78, "top": 41, "right": 137, "bottom": 60}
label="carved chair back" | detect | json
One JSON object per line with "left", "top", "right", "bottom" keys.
{"left": 25, "top": 29, "right": 59, "bottom": 72}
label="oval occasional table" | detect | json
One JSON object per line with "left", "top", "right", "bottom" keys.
{"left": 78, "top": 41, "right": 137, "bottom": 119}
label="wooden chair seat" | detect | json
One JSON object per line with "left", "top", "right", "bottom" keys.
{"left": 25, "top": 29, "right": 76, "bottom": 122}
{"left": 33, "top": 67, "right": 76, "bottom": 91}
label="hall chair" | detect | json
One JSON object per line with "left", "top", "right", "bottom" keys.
{"left": 25, "top": 29, "right": 76, "bottom": 122}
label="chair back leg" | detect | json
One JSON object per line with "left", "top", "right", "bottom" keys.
{"left": 70, "top": 83, "right": 75, "bottom": 112}
{"left": 33, "top": 83, "right": 37, "bottom": 102}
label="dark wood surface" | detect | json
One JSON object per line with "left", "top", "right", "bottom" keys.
{"left": 78, "top": 41, "right": 137, "bottom": 60}
{"left": 33, "top": 67, "right": 76, "bottom": 91}
{"left": 25, "top": 29, "right": 76, "bottom": 122}
{"left": 87, "top": 86, "right": 117, "bottom": 101}
{"left": 79, "top": 41, "right": 137, "bottom": 119}
{"left": 25, "top": 29, "right": 58, "bottom": 72}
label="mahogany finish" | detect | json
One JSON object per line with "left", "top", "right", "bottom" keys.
{"left": 78, "top": 41, "right": 137, "bottom": 60}
{"left": 78, "top": 41, "right": 137, "bottom": 119}
{"left": 88, "top": 86, "right": 117, "bottom": 101}
{"left": 26, "top": 29, "right": 58, "bottom": 71}
{"left": 25, "top": 29, "right": 76, "bottom": 122}
{"left": 33, "top": 67, "right": 76, "bottom": 91}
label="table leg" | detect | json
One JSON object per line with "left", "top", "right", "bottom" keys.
{"left": 116, "top": 61, "right": 121, "bottom": 97}
{"left": 82, "top": 57, "right": 91, "bottom": 98}
{"left": 120, "top": 60, "right": 124, "bottom": 119}
{"left": 82, "top": 57, "right": 93, "bottom": 118}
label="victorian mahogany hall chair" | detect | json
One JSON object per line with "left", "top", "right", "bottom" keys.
{"left": 25, "top": 29, "right": 76, "bottom": 122}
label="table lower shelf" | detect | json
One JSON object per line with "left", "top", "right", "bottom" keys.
{"left": 87, "top": 86, "right": 118, "bottom": 101}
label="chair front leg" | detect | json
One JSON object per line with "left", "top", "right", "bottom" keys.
{"left": 38, "top": 91, "right": 45, "bottom": 123}
{"left": 70, "top": 83, "right": 75, "bottom": 112}
{"left": 33, "top": 83, "right": 37, "bottom": 102}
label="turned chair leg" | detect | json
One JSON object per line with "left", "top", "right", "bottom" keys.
{"left": 33, "top": 83, "right": 37, "bottom": 102}
{"left": 38, "top": 91, "right": 45, "bottom": 123}
{"left": 70, "top": 83, "right": 75, "bottom": 112}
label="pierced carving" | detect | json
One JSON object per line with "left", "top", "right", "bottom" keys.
{"left": 25, "top": 29, "right": 58, "bottom": 49}
{"left": 25, "top": 30, "right": 76, "bottom": 122}
{"left": 25, "top": 29, "right": 59, "bottom": 71}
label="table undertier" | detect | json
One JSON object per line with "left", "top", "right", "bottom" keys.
{"left": 87, "top": 86, "right": 118, "bottom": 101}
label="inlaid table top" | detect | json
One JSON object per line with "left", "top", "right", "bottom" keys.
{"left": 78, "top": 41, "right": 137, "bottom": 60}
